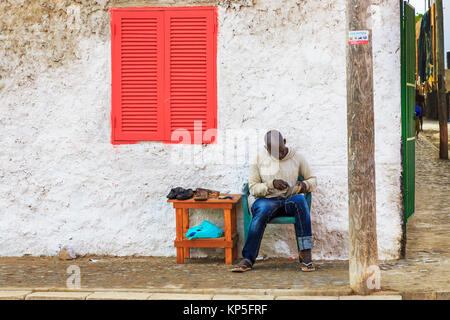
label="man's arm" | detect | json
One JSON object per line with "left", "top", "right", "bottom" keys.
{"left": 248, "top": 157, "right": 274, "bottom": 197}
{"left": 297, "top": 155, "right": 317, "bottom": 193}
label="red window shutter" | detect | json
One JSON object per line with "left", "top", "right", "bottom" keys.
{"left": 164, "top": 9, "right": 217, "bottom": 144}
{"left": 111, "top": 10, "right": 165, "bottom": 143}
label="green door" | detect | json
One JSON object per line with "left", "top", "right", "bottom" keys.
{"left": 401, "top": 1, "right": 416, "bottom": 222}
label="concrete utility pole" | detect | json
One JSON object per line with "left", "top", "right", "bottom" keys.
{"left": 346, "top": 0, "right": 378, "bottom": 294}
{"left": 435, "top": 0, "right": 449, "bottom": 159}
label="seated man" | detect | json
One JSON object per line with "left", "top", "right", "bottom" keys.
{"left": 232, "top": 130, "right": 317, "bottom": 272}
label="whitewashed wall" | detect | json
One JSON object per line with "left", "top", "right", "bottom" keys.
{"left": 0, "top": 0, "right": 402, "bottom": 260}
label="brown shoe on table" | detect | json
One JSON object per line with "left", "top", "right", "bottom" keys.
{"left": 194, "top": 188, "right": 220, "bottom": 201}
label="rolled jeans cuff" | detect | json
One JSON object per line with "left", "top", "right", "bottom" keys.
{"left": 297, "top": 236, "right": 313, "bottom": 251}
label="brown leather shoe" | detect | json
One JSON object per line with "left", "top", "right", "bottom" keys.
{"left": 208, "top": 190, "right": 220, "bottom": 199}
{"left": 194, "top": 188, "right": 209, "bottom": 201}
{"left": 194, "top": 188, "right": 220, "bottom": 201}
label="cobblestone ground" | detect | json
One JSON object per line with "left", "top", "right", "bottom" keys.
{"left": 380, "top": 134, "right": 449, "bottom": 294}
{"left": 422, "top": 118, "right": 450, "bottom": 151}
{"left": 0, "top": 134, "right": 448, "bottom": 295}
{"left": 0, "top": 256, "right": 350, "bottom": 291}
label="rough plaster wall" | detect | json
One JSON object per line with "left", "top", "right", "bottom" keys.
{"left": 371, "top": 0, "right": 403, "bottom": 259}
{"left": 0, "top": 0, "right": 402, "bottom": 260}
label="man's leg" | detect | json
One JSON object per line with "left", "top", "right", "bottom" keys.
{"left": 283, "top": 194, "right": 314, "bottom": 270}
{"left": 241, "top": 198, "right": 283, "bottom": 267}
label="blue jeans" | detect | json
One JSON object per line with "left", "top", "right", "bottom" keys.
{"left": 242, "top": 194, "right": 312, "bottom": 266}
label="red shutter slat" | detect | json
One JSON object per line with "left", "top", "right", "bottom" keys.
{"left": 111, "top": 10, "right": 165, "bottom": 143}
{"left": 164, "top": 9, "right": 217, "bottom": 144}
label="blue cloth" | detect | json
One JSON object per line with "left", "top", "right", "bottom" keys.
{"left": 242, "top": 194, "right": 312, "bottom": 266}
{"left": 415, "top": 106, "right": 423, "bottom": 118}
{"left": 186, "top": 220, "right": 223, "bottom": 240}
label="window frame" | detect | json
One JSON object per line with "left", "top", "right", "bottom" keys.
{"left": 110, "top": 7, "right": 218, "bottom": 145}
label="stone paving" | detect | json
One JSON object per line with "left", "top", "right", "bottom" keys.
{"left": 422, "top": 118, "right": 450, "bottom": 152}
{"left": 0, "top": 289, "right": 403, "bottom": 300}
{"left": 0, "top": 133, "right": 448, "bottom": 299}
{"left": 379, "top": 133, "right": 449, "bottom": 298}
{"left": 0, "top": 255, "right": 351, "bottom": 292}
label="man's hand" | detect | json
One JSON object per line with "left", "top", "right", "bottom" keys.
{"left": 273, "top": 179, "right": 289, "bottom": 190}
{"left": 296, "top": 181, "right": 307, "bottom": 193}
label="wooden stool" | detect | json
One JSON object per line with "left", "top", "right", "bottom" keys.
{"left": 167, "top": 194, "right": 241, "bottom": 265}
